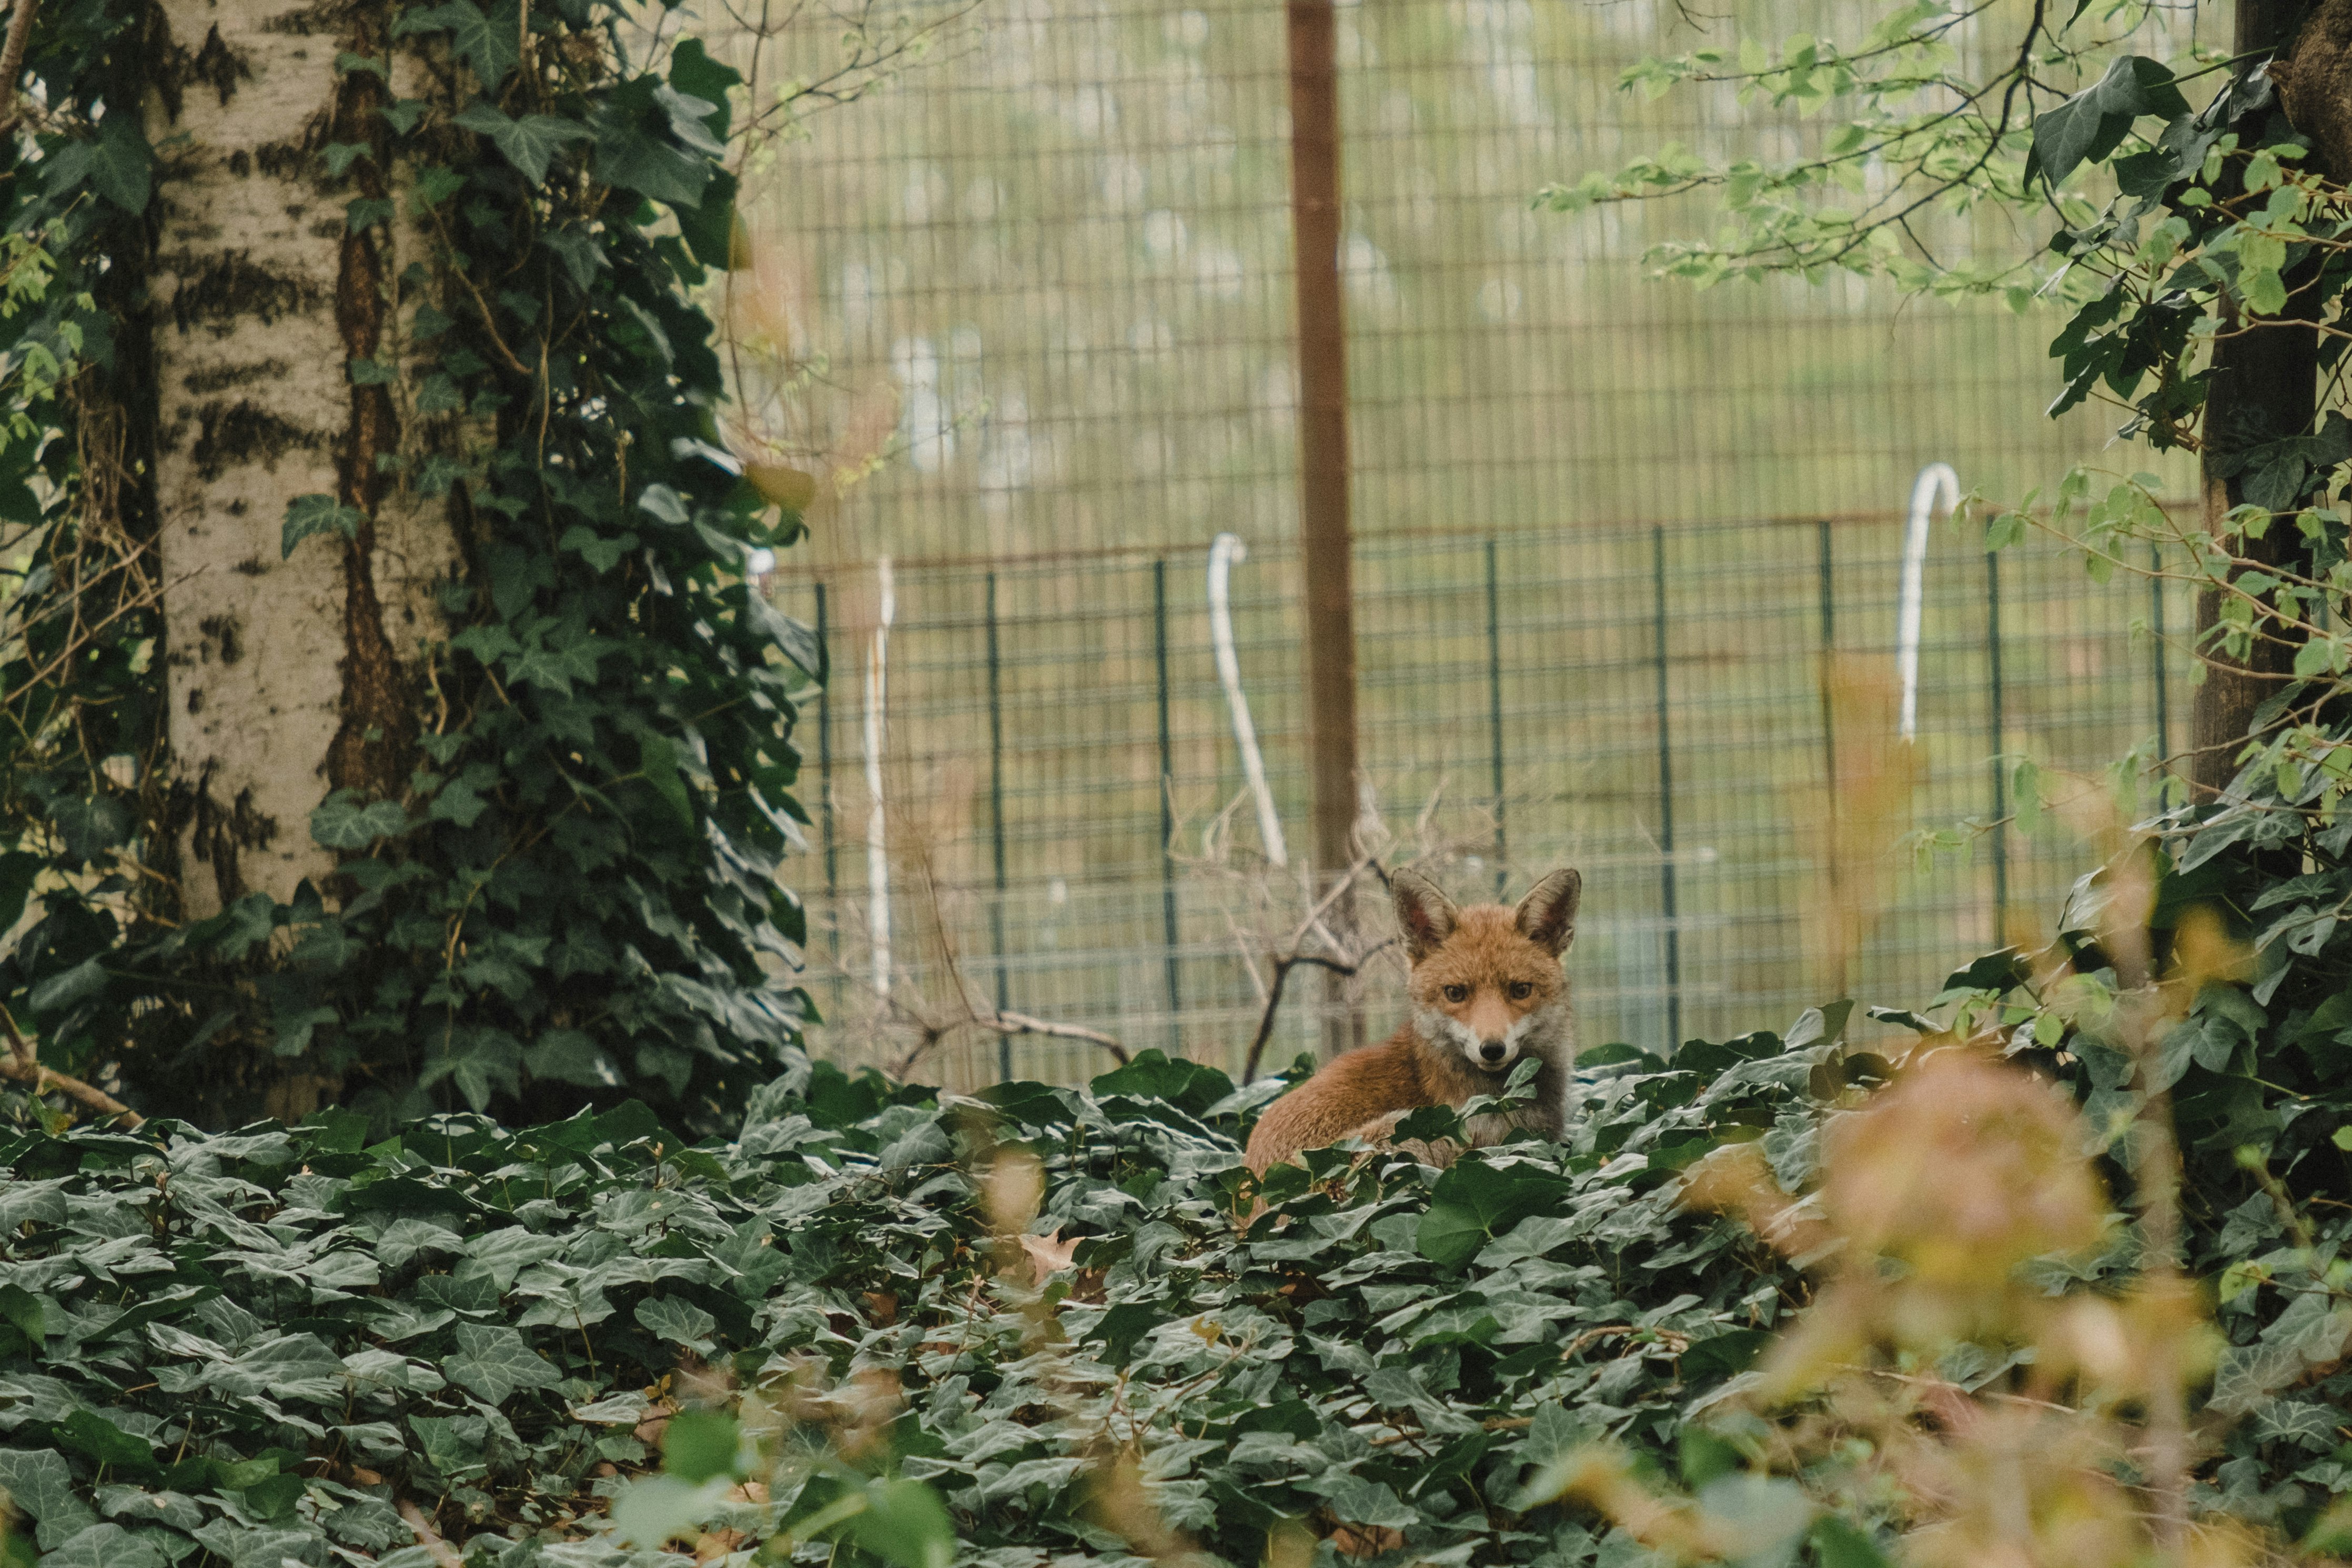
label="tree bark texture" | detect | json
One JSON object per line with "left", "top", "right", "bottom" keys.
{"left": 2192, "top": 0, "right": 2324, "bottom": 798}
{"left": 145, "top": 0, "right": 445, "bottom": 917}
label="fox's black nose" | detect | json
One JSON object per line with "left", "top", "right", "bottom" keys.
{"left": 1479, "top": 1040, "right": 1507, "bottom": 1064}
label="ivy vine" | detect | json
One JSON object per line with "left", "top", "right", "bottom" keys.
{"left": 0, "top": 0, "right": 817, "bottom": 1133}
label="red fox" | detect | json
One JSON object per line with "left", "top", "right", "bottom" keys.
{"left": 1243, "top": 867, "right": 1581, "bottom": 1175}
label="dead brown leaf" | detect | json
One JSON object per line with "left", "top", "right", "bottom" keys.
{"left": 1329, "top": 1523, "right": 1405, "bottom": 1559}
{"left": 1017, "top": 1228, "right": 1082, "bottom": 1285}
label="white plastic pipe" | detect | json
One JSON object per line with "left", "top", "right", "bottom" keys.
{"left": 1897, "top": 463, "right": 1961, "bottom": 743}
{"left": 1207, "top": 533, "right": 1288, "bottom": 867}
{"left": 864, "top": 557, "right": 895, "bottom": 995}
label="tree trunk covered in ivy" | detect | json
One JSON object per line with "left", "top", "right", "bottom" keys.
{"left": 0, "top": 0, "right": 811, "bottom": 1133}
{"left": 148, "top": 0, "right": 445, "bottom": 918}
{"left": 2192, "top": 0, "right": 2326, "bottom": 798}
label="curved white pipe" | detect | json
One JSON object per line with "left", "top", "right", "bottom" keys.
{"left": 1897, "top": 463, "right": 1960, "bottom": 743}
{"left": 1207, "top": 533, "right": 1288, "bottom": 868}
{"left": 864, "top": 557, "right": 895, "bottom": 995}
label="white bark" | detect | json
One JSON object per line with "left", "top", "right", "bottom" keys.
{"left": 145, "top": 0, "right": 442, "bottom": 917}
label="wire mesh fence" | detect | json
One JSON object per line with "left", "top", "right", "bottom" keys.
{"left": 730, "top": 0, "right": 2195, "bottom": 571}
{"left": 715, "top": 0, "right": 2204, "bottom": 1084}
{"left": 776, "top": 508, "right": 2187, "bottom": 1088}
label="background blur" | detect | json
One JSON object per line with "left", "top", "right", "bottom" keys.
{"left": 723, "top": 0, "right": 2196, "bottom": 1085}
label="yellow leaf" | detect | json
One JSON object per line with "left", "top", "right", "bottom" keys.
{"left": 746, "top": 463, "right": 817, "bottom": 511}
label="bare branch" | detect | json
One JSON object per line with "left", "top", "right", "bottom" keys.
{"left": 1240, "top": 936, "right": 1397, "bottom": 1084}
{"left": 0, "top": 0, "right": 39, "bottom": 133}
{"left": 991, "top": 1009, "right": 1128, "bottom": 1060}
{"left": 0, "top": 1001, "right": 143, "bottom": 1126}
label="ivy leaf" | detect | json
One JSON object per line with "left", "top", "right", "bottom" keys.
{"left": 634, "top": 733, "right": 695, "bottom": 830}
{"left": 558, "top": 523, "right": 639, "bottom": 573}
{"left": 452, "top": 102, "right": 594, "bottom": 185}
{"left": 667, "top": 38, "right": 741, "bottom": 141}
{"left": 27, "top": 957, "right": 107, "bottom": 1017}
{"left": 412, "top": 165, "right": 466, "bottom": 208}
{"left": 745, "top": 593, "right": 823, "bottom": 678}
{"left": 310, "top": 792, "right": 410, "bottom": 849}
{"left": 0, "top": 1450, "right": 96, "bottom": 1546}
{"left": 654, "top": 83, "right": 727, "bottom": 160}
{"left": 44, "top": 117, "right": 154, "bottom": 214}
{"left": 1416, "top": 1159, "right": 1576, "bottom": 1269}
{"left": 36, "top": 1525, "right": 163, "bottom": 1568}
{"left": 323, "top": 141, "right": 372, "bottom": 178}
{"left": 441, "top": 1323, "right": 560, "bottom": 1405}
{"left": 637, "top": 1294, "right": 716, "bottom": 1351}
{"left": 282, "top": 494, "right": 364, "bottom": 557}
{"left": 542, "top": 226, "right": 604, "bottom": 288}
{"left": 0, "top": 1282, "right": 44, "bottom": 1344}
{"left": 522, "top": 1030, "right": 619, "bottom": 1087}
{"left": 55, "top": 1411, "right": 157, "bottom": 1478}
{"left": 379, "top": 98, "right": 427, "bottom": 135}
{"left": 2027, "top": 56, "right": 2192, "bottom": 189}
{"left": 675, "top": 167, "right": 739, "bottom": 270}
{"left": 392, "top": 0, "right": 520, "bottom": 88}
{"left": 594, "top": 121, "right": 713, "bottom": 208}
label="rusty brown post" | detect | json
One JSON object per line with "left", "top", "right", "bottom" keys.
{"left": 1286, "top": 0, "right": 1361, "bottom": 1057}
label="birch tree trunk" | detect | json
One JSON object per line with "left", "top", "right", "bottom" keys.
{"left": 146, "top": 0, "right": 445, "bottom": 917}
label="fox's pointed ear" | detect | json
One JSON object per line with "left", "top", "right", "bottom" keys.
{"left": 1390, "top": 870, "right": 1458, "bottom": 962}
{"left": 1514, "top": 869, "right": 1581, "bottom": 956}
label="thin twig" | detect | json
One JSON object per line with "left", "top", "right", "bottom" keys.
{"left": 0, "top": 1000, "right": 143, "bottom": 1126}
{"left": 1367, "top": 1413, "right": 1536, "bottom": 1448}
{"left": 987, "top": 1010, "right": 1129, "bottom": 1061}
{"left": 887, "top": 1000, "right": 1129, "bottom": 1079}
{"left": 397, "top": 1500, "right": 465, "bottom": 1568}
{"left": 1239, "top": 937, "right": 1396, "bottom": 1083}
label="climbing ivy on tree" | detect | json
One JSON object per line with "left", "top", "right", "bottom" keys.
{"left": 0, "top": 0, "right": 819, "bottom": 1132}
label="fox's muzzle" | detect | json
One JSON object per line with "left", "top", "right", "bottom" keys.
{"left": 1477, "top": 1040, "right": 1509, "bottom": 1066}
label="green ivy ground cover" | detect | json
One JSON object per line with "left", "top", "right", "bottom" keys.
{"left": 0, "top": 1030, "right": 1829, "bottom": 1567}
{"left": 0, "top": 988, "right": 2340, "bottom": 1566}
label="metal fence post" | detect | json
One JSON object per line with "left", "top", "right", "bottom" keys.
{"left": 1485, "top": 538, "right": 1507, "bottom": 896}
{"left": 986, "top": 573, "right": 1012, "bottom": 1081}
{"left": 1652, "top": 525, "right": 1681, "bottom": 1052}
{"left": 1816, "top": 521, "right": 1840, "bottom": 987}
{"left": 1154, "top": 559, "right": 1183, "bottom": 1048}
{"left": 2151, "top": 540, "right": 2171, "bottom": 768}
{"left": 1987, "top": 544, "right": 2007, "bottom": 940}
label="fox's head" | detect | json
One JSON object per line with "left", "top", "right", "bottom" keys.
{"left": 1391, "top": 867, "right": 1581, "bottom": 1075}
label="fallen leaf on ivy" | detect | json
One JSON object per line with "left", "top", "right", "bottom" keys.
{"left": 1018, "top": 1228, "right": 1082, "bottom": 1284}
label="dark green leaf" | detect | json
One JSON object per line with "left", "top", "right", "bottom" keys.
{"left": 282, "top": 494, "right": 365, "bottom": 557}
{"left": 453, "top": 102, "right": 595, "bottom": 185}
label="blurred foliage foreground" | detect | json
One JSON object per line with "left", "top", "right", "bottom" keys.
{"left": 2, "top": 836, "right": 2352, "bottom": 1568}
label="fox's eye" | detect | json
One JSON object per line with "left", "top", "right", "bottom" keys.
{"left": 1508, "top": 981, "right": 1533, "bottom": 1002}
{"left": 1442, "top": 984, "right": 1470, "bottom": 1004}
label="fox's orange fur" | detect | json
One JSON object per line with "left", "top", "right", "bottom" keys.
{"left": 1244, "top": 868, "right": 1581, "bottom": 1175}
